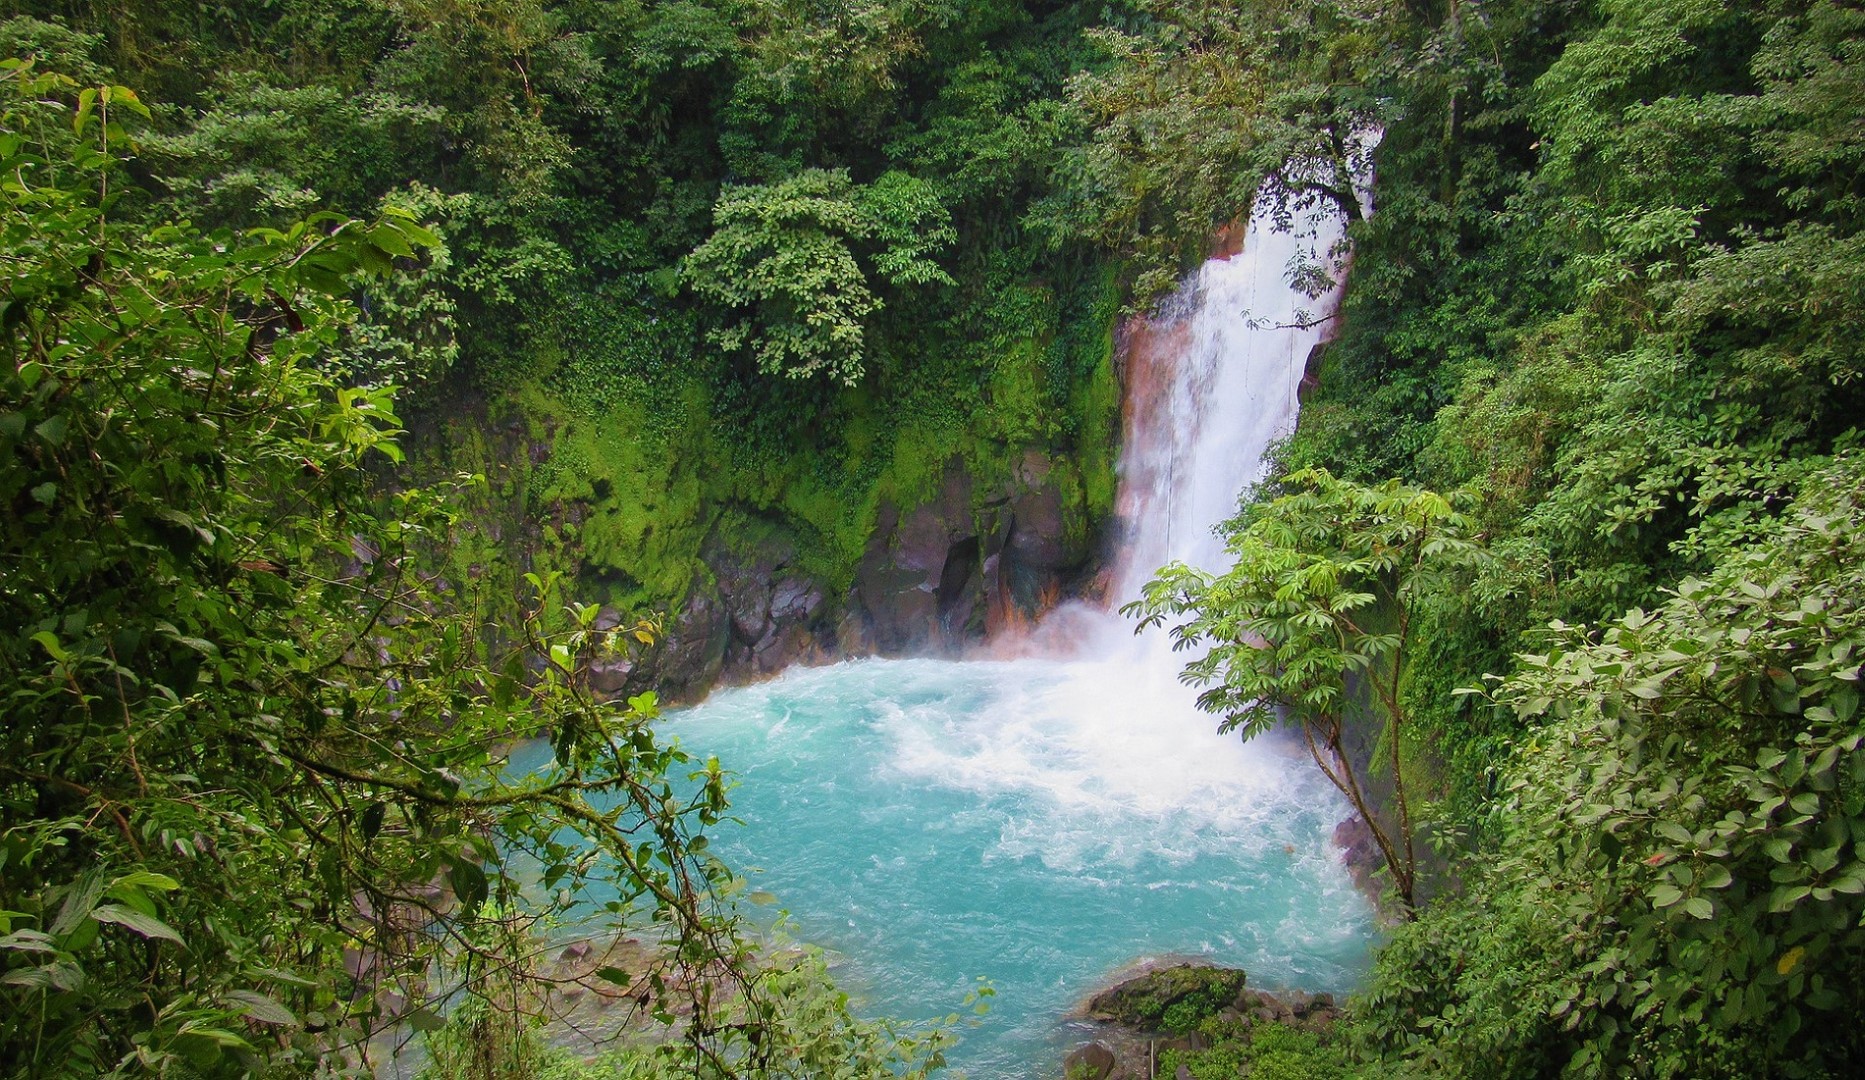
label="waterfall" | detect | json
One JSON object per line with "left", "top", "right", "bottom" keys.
{"left": 1028, "top": 184, "right": 1363, "bottom": 665}
{"left": 658, "top": 179, "right": 1380, "bottom": 1079}
{"left": 1111, "top": 209, "right": 1353, "bottom": 598}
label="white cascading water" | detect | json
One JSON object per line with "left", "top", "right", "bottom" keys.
{"left": 1036, "top": 188, "right": 1364, "bottom": 662}
{"left": 1110, "top": 217, "right": 1347, "bottom": 600}
{"left": 560, "top": 183, "right": 1379, "bottom": 1077}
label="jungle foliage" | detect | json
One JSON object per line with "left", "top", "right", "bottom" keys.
{"left": 1, "top": 0, "right": 1154, "bottom": 633}
{"left": 1231, "top": 0, "right": 1865, "bottom": 1075}
{"left": 7, "top": 0, "right": 1865, "bottom": 1077}
{"left": 0, "top": 55, "right": 948, "bottom": 1079}
{"left": 1059, "top": 0, "right": 1865, "bottom": 1074}
{"left": 0, "top": 1, "right": 1282, "bottom": 1074}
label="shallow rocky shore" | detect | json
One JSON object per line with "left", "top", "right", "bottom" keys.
{"left": 1062, "top": 961, "right": 1340, "bottom": 1080}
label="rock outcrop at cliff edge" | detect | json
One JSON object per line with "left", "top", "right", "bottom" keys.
{"left": 1086, "top": 962, "right": 1251, "bottom": 1029}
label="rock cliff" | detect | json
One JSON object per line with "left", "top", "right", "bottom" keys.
{"left": 623, "top": 450, "right": 1099, "bottom": 702}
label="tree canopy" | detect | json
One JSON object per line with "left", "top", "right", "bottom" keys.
{"left": 0, "top": 58, "right": 943, "bottom": 1079}
{"left": 682, "top": 168, "right": 955, "bottom": 384}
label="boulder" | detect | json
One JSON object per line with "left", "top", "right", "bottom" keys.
{"left": 1087, "top": 962, "right": 1249, "bottom": 1031}
{"left": 1063, "top": 1041, "right": 1118, "bottom": 1080}
{"left": 587, "top": 656, "right": 634, "bottom": 695}
{"left": 1068, "top": 963, "right": 1344, "bottom": 1080}
{"left": 637, "top": 584, "right": 727, "bottom": 700}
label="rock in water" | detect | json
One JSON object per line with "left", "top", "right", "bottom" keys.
{"left": 1086, "top": 962, "right": 1249, "bottom": 1031}
{"left": 1062, "top": 1041, "right": 1117, "bottom": 1080}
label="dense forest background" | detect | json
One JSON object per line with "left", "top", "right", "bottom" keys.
{"left": 4, "top": 0, "right": 1864, "bottom": 1077}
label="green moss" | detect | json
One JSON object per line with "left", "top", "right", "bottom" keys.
{"left": 985, "top": 336, "right": 1063, "bottom": 447}
{"left": 876, "top": 421, "right": 954, "bottom": 509}
{"left": 1064, "top": 262, "right": 1122, "bottom": 526}
{"left": 1093, "top": 966, "right": 1247, "bottom": 1031}
{"left": 406, "top": 246, "right": 1130, "bottom": 646}
{"left": 536, "top": 396, "right": 714, "bottom": 607}
{"left": 778, "top": 473, "right": 877, "bottom": 595}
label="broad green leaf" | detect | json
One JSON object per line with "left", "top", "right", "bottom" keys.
{"left": 405, "top": 1008, "right": 447, "bottom": 1032}
{"left": 111, "top": 871, "right": 180, "bottom": 893}
{"left": 91, "top": 904, "right": 183, "bottom": 944}
{"left": 224, "top": 990, "right": 299, "bottom": 1027}
{"left": 0, "top": 930, "right": 56, "bottom": 953}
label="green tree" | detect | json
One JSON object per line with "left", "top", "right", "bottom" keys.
{"left": 142, "top": 77, "right": 445, "bottom": 226}
{"left": 1040, "top": 0, "right": 1386, "bottom": 301}
{"left": 1358, "top": 455, "right": 1865, "bottom": 1077}
{"left": 682, "top": 167, "right": 954, "bottom": 384}
{"left": 0, "top": 59, "right": 940, "bottom": 1078}
{"left": 1128, "top": 469, "right": 1485, "bottom": 912}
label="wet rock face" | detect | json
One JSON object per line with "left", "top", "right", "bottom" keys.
{"left": 708, "top": 531, "right": 832, "bottom": 684}
{"left": 623, "top": 452, "right": 1095, "bottom": 702}
{"left": 1332, "top": 815, "right": 1384, "bottom": 898}
{"left": 770, "top": 577, "right": 822, "bottom": 623}
{"left": 628, "top": 583, "right": 728, "bottom": 702}
{"left": 854, "top": 499, "right": 943, "bottom": 653}
{"left": 1298, "top": 339, "right": 1331, "bottom": 402}
{"left": 853, "top": 462, "right": 978, "bottom": 654}
{"left": 851, "top": 452, "right": 1090, "bottom": 655}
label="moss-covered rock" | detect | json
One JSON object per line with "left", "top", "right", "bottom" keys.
{"left": 1071, "top": 966, "right": 1350, "bottom": 1080}
{"left": 1086, "top": 963, "right": 1250, "bottom": 1033}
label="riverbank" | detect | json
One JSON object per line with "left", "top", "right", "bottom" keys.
{"left": 1063, "top": 961, "right": 1350, "bottom": 1080}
